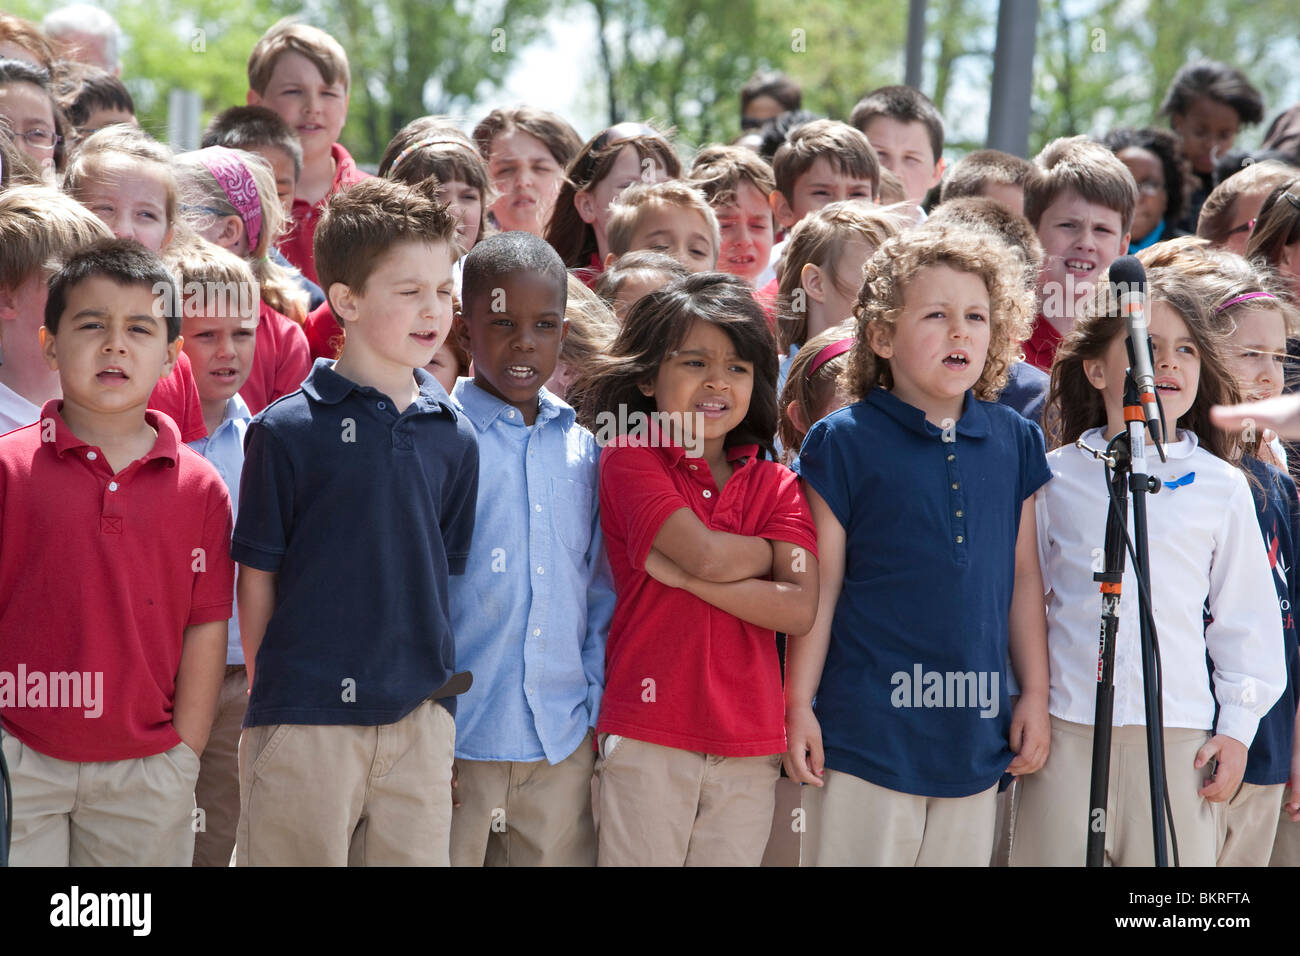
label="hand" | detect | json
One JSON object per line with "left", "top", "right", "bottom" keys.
{"left": 783, "top": 703, "right": 825, "bottom": 786}
{"left": 451, "top": 762, "right": 462, "bottom": 809}
{"left": 1006, "top": 692, "right": 1050, "bottom": 776}
{"left": 644, "top": 547, "right": 688, "bottom": 589}
{"left": 1285, "top": 781, "right": 1300, "bottom": 823}
{"left": 1196, "top": 734, "right": 1248, "bottom": 802}
{"left": 1212, "top": 394, "right": 1300, "bottom": 441}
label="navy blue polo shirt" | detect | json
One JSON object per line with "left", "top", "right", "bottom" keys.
{"left": 799, "top": 387, "right": 1051, "bottom": 797}
{"left": 996, "top": 360, "right": 1048, "bottom": 429}
{"left": 232, "top": 359, "right": 479, "bottom": 727}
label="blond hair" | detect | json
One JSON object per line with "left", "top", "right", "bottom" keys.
{"left": 606, "top": 180, "right": 720, "bottom": 259}
{"left": 1023, "top": 135, "right": 1138, "bottom": 234}
{"left": 164, "top": 231, "right": 259, "bottom": 324}
{"left": 63, "top": 125, "right": 177, "bottom": 228}
{"left": 844, "top": 223, "right": 1033, "bottom": 401}
{"left": 778, "top": 319, "right": 855, "bottom": 460}
{"left": 0, "top": 184, "right": 111, "bottom": 288}
{"left": 247, "top": 18, "right": 350, "bottom": 94}
{"left": 561, "top": 276, "right": 618, "bottom": 369}
{"left": 1197, "top": 160, "right": 1297, "bottom": 243}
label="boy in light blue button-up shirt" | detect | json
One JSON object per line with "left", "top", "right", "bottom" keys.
{"left": 448, "top": 232, "right": 614, "bottom": 867}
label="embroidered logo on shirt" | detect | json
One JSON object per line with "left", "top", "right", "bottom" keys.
{"left": 100, "top": 516, "right": 122, "bottom": 534}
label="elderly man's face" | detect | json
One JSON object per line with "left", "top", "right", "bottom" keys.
{"left": 52, "top": 30, "right": 117, "bottom": 75}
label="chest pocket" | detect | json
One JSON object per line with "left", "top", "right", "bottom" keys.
{"left": 550, "top": 478, "right": 594, "bottom": 554}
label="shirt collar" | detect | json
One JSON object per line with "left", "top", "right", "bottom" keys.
{"left": 1079, "top": 425, "right": 1200, "bottom": 461}
{"left": 301, "top": 358, "right": 458, "bottom": 418}
{"left": 452, "top": 377, "right": 575, "bottom": 431}
{"left": 651, "top": 439, "right": 760, "bottom": 468}
{"left": 866, "top": 386, "right": 989, "bottom": 439}
{"left": 40, "top": 399, "right": 182, "bottom": 465}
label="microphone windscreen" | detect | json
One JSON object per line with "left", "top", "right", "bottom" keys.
{"left": 1108, "top": 254, "right": 1146, "bottom": 294}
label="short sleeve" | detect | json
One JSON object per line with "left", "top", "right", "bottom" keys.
{"left": 149, "top": 351, "right": 208, "bottom": 444}
{"left": 598, "top": 445, "right": 691, "bottom": 571}
{"left": 189, "top": 480, "right": 236, "bottom": 626}
{"left": 441, "top": 427, "right": 479, "bottom": 575}
{"left": 1017, "top": 416, "right": 1052, "bottom": 502}
{"left": 231, "top": 421, "right": 295, "bottom": 571}
{"left": 754, "top": 465, "right": 819, "bottom": 558}
{"left": 272, "top": 311, "right": 312, "bottom": 402}
{"left": 795, "top": 417, "right": 854, "bottom": 531}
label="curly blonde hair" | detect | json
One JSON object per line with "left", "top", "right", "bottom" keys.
{"left": 843, "top": 222, "right": 1034, "bottom": 402}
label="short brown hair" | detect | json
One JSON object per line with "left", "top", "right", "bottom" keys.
{"left": 688, "top": 144, "right": 776, "bottom": 207}
{"left": 592, "top": 250, "right": 689, "bottom": 312}
{"left": 472, "top": 105, "right": 583, "bottom": 170}
{"left": 849, "top": 85, "right": 944, "bottom": 162}
{"left": 247, "top": 18, "right": 350, "bottom": 95}
{"left": 927, "top": 196, "right": 1044, "bottom": 293}
{"left": 844, "top": 222, "right": 1033, "bottom": 401}
{"left": 777, "top": 200, "right": 909, "bottom": 352}
{"left": 202, "top": 105, "right": 303, "bottom": 179}
{"left": 606, "top": 181, "right": 720, "bottom": 260}
{"left": 771, "top": 119, "right": 879, "bottom": 203}
{"left": 165, "top": 231, "right": 259, "bottom": 325}
{"left": 379, "top": 117, "right": 491, "bottom": 246}
{"left": 1245, "top": 179, "right": 1300, "bottom": 270}
{"left": 313, "top": 178, "right": 457, "bottom": 301}
{"left": 939, "top": 149, "right": 1032, "bottom": 204}
{"left": 1023, "top": 135, "right": 1138, "bottom": 234}
{"left": 0, "top": 184, "right": 110, "bottom": 288}
{"left": 1198, "top": 159, "right": 1297, "bottom": 244}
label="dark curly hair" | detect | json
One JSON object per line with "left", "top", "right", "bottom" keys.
{"left": 1102, "top": 126, "right": 1193, "bottom": 232}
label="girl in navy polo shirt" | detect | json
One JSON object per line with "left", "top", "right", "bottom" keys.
{"left": 788, "top": 223, "right": 1053, "bottom": 867}
{"left": 1013, "top": 263, "right": 1285, "bottom": 866}
{"left": 570, "top": 272, "right": 820, "bottom": 866}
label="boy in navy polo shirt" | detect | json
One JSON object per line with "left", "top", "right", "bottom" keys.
{"left": 0, "top": 239, "right": 235, "bottom": 866}
{"left": 233, "top": 177, "right": 478, "bottom": 867}
{"left": 447, "top": 231, "right": 615, "bottom": 867}
{"left": 786, "top": 222, "right": 1052, "bottom": 866}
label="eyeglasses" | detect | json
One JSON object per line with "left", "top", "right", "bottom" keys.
{"left": 1224, "top": 218, "right": 1257, "bottom": 238}
{"left": 740, "top": 116, "right": 765, "bottom": 131}
{"left": 1136, "top": 179, "right": 1164, "bottom": 196}
{"left": 11, "top": 128, "right": 61, "bottom": 152}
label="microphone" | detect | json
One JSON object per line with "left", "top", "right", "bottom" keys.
{"left": 1108, "top": 255, "right": 1167, "bottom": 463}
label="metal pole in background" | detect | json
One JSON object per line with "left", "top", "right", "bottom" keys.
{"left": 905, "top": 0, "right": 927, "bottom": 89}
{"left": 167, "top": 89, "right": 202, "bottom": 153}
{"left": 986, "top": 0, "right": 1039, "bottom": 157}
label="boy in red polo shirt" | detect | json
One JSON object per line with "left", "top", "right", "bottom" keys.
{"left": 0, "top": 239, "right": 235, "bottom": 866}
{"left": 246, "top": 18, "right": 369, "bottom": 286}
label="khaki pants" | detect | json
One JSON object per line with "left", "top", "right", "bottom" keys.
{"left": 1, "top": 731, "right": 200, "bottom": 866}
{"left": 1218, "top": 781, "right": 1286, "bottom": 866}
{"left": 801, "top": 768, "right": 998, "bottom": 866}
{"left": 596, "top": 734, "right": 780, "bottom": 866}
{"left": 450, "top": 730, "right": 597, "bottom": 866}
{"left": 236, "top": 699, "right": 455, "bottom": 867}
{"left": 192, "top": 666, "right": 248, "bottom": 867}
{"left": 1270, "top": 787, "right": 1300, "bottom": 866}
{"left": 1011, "top": 717, "right": 1219, "bottom": 867}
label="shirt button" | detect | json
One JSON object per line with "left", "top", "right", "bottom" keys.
{"left": 956, "top": 535, "right": 964, "bottom": 543}
{"left": 533, "top": 628, "right": 541, "bottom": 637}
{"left": 689, "top": 464, "right": 698, "bottom": 470}
{"left": 86, "top": 451, "right": 97, "bottom": 460}
{"left": 534, "top": 503, "right": 542, "bottom": 512}
{"left": 527, "top": 687, "right": 535, "bottom": 696}
{"left": 507, "top": 409, "right": 516, "bottom": 419}
{"left": 956, "top": 509, "right": 964, "bottom": 518}
{"left": 108, "top": 481, "right": 119, "bottom": 492}
{"left": 951, "top": 482, "right": 959, "bottom": 490}
{"left": 702, "top": 489, "right": 712, "bottom": 498}
{"left": 947, "top": 454, "right": 955, "bottom": 462}
{"left": 378, "top": 401, "right": 386, "bottom": 410}
{"left": 536, "top": 566, "right": 544, "bottom": 575}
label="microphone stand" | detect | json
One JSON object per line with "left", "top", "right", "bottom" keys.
{"left": 1078, "top": 366, "right": 1168, "bottom": 866}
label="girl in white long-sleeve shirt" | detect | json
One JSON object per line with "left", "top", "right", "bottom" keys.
{"left": 1010, "top": 266, "right": 1285, "bottom": 867}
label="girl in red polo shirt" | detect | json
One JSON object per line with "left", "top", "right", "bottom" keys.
{"left": 570, "top": 271, "right": 819, "bottom": 867}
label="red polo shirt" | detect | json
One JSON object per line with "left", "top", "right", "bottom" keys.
{"left": 149, "top": 350, "right": 208, "bottom": 443}
{"left": 1023, "top": 314, "right": 1064, "bottom": 373}
{"left": 238, "top": 302, "right": 312, "bottom": 414}
{"left": 0, "top": 402, "right": 235, "bottom": 762}
{"left": 303, "top": 299, "right": 344, "bottom": 361}
{"left": 281, "top": 142, "right": 371, "bottom": 286}
{"left": 596, "top": 439, "right": 817, "bottom": 756}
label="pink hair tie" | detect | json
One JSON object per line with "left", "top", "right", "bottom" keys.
{"left": 807, "top": 337, "right": 854, "bottom": 378}
{"left": 1215, "top": 291, "right": 1277, "bottom": 312}
{"left": 195, "top": 146, "right": 262, "bottom": 251}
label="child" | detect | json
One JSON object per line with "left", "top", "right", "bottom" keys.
{"left": 593, "top": 250, "right": 688, "bottom": 322}
{"left": 1013, "top": 265, "right": 1286, "bottom": 866}
{"left": 1022, "top": 135, "right": 1137, "bottom": 372}
{"left": 246, "top": 17, "right": 369, "bottom": 285}
{"left": 547, "top": 276, "right": 617, "bottom": 400}
{"left": 1159, "top": 60, "right": 1265, "bottom": 232}
{"left": 688, "top": 144, "right": 776, "bottom": 286}
{"left": 0, "top": 238, "right": 234, "bottom": 865}
{"left": 1197, "top": 159, "right": 1296, "bottom": 256}
{"left": 52, "top": 62, "right": 135, "bottom": 138}
{"left": 775, "top": 200, "right": 906, "bottom": 396}
{"left": 776, "top": 320, "right": 855, "bottom": 463}
{"left": 788, "top": 222, "right": 1051, "bottom": 866}
{"left": 1245, "top": 179, "right": 1300, "bottom": 300}
{"left": 1102, "top": 127, "right": 1192, "bottom": 250}
{"left": 427, "top": 323, "right": 470, "bottom": 395}
{"left": 232, "top": 176, "right": 477, "bottom": 867}
{"left": 175, "top": 146, "right": 312, "bottom": 414}
{"left": 446, "top": 232, "right": 615, "bottom": 866}
{"left": 740, "top": 70, "right": 801, "bottom": 130}
{"left": 201, "top": 105, "right": 325, "bottom": 312}
{"left": 938, "top": 148, "right": 1033, "bottom": 217}
{"left": 756, "top": 118, "right": 880, "bottom": 290}
{"left": 379, "top": 117, "right": 490, "bottom": 255}
{"left": 850, "top": 85, "right": 946, "bottom": 206}
{"left": 0, "top": 58, "right": 67, "bottom": 177}
{"left": 62, "top": 125, "right": 214, "bottom": 443}
{"left": 543, "top": 121, "right": 680, "bottom": 285}
{"left": 167, "top": 233, "right": 258, "bottom": 867}
{"left": 473, "top": 105, "right": 583, "bottom": 236}
{"left": 605, "top": 181, "right": 719, "bottom": 273}
{"left": 568, "top": 272, "right": 820, "bottom": 866}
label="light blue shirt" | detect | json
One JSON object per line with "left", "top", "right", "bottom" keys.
{"left": 188, "top": 394, "right": 251, "bottom": 665}
{"left": 448, "top": 378, "right": 614, "bottom": 763}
